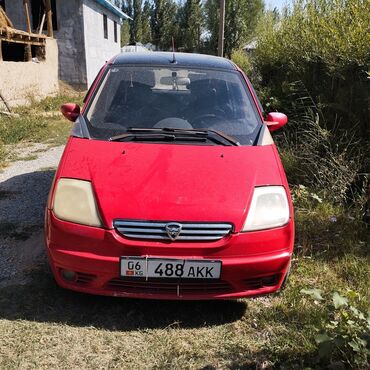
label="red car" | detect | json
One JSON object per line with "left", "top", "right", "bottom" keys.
{"left": 45, "top": 52, "right": 294, "bottom": 300}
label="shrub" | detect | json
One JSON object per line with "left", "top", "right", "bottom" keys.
{"left": 254, "top": 0, "right": 369, "bottom": 73}
{"left": 301, "top": 289, "right": 370, "bottom": 368}
{"left": 252, "top": 0, "right": 369, "bottom": 198}
{"left": 231, "top": 49, "right": 252, "bottom": 75}
{"left": 276, "top": 96, "right": 363, "bottom": 204}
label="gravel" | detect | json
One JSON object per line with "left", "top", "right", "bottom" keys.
{"left": 0, "top": 144, "right": 64, "bottom": 224}
{"left": 0, "top": 144, "right": 65, "bottom": 285}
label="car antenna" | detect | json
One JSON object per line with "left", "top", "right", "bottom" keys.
{"left": 170, "top": 37, "right": 177, "bottom": 64}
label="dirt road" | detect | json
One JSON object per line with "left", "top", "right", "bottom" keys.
{"left": 0, "top": 144, "right": 64, "bottom": 286}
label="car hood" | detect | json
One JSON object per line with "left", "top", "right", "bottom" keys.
{"left": 58, "top": 138, "right": 283, "bottom": 231}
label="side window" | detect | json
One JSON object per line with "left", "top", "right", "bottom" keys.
{"left": 103, "top": 14, "right": 108, "bottom": 39}
{"left": 114, "top": 21, "right": 118, "bottom": 43}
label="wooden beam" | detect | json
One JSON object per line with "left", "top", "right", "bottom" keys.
{"left": 0, "top": 27, "right": 47, "bottom": 39}
{"left": 23, "top": 0, "right": 32, "bottom": 61}
{"left": 0, "top": 6, "right": 14, "bottom": 28}
{"left": 0, "top": 38, "right": 44, "bottom": 46}
{"left": 23, "top": 0, "right": 32, "bottom": 33}
{"left": 38, "top": 13, "right": 46, "bottom": 34}
{"left": 45, "top": 0, "right": 53, "bottom": 38}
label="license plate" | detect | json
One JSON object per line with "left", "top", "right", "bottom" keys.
{"left": 120, "top": 257, "right": 221, "bottom": 279}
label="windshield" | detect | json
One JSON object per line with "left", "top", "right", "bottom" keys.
{"left": 84, "top": 66, "right": 262, "bottom": 145}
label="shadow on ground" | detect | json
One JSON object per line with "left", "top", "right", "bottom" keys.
{"left": 0, "top": 266, "right": 246, "bottom": 330}
{"left": 0, "top": 170, "right": 246, "bottom": 330}
{"left": 0, "top": 170, "right": 55, "bottom": 226}
{"left": 0, "top": 169, "right": 246, "bottom": 330}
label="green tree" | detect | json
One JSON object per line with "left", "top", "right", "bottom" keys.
{"left": 121, "top": 20, "right": 130, "bottom": 46}
{"left": 204, "top": 0, "right": 264, "bottom": 57}
{"left": 151, "top": 0, "right": 178, "bottom": 50}
{"left": 121, "top": 0, "right": 133, "bottom": 43}
{"left": 141, "top": 0, "right": 152, "bottom": 44}
{"left": 181, "top": 0, "right": 203, "bottom": 52}
{"left": 203, "top": 0, "right": 218, "bottom": 54}
{"left": 121, "top": 0, "right": 142, "bottom": 43}
{"left": 131, "top": 0, "right": 143, "bottom": 42}
{"left": 122, "top": 1, "right": 133, "bottom": 22}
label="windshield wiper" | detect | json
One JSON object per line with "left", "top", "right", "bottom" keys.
{"left": 127, "top": 127, "right": 208, "bottom": 136}
{"left": 109, "top": 133, "right": 207, "bottom": 143}
{"left": 207, "top": 129, "right": 240, "bottom": 146}
{"left": 109, "top": 127, "right": 240, "bottom": 146}
{"left": 126, "top": 127, "right": 240, "bottom": 146}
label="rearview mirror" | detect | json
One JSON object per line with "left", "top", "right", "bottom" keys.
{"left": 264, "top": 112, "right": 288, "bottom": 132}
{"left": 61, "top": 103, "right": 81, "bottom": 122}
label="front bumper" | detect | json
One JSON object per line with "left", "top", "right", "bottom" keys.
{"left": 45, "top": 211, "right": 294, "bottom": 300}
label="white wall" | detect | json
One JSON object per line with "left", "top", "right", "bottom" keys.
{"left": 82, "top": 0, "right": 121, "bottom": 87}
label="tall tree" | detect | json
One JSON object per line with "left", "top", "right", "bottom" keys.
{"left": 121, "top": 0, "right": 132, "bottom": 44}
{"left": 131, "top": 0, "right": 142, "bottom": 42}
{"left": 121, "top": 20, "right": 131, "bottom": 45}
{"left": 112, "top": 0, "right": 124, "bottom": 7}
{"left": 203, "top": 0, "right": 219, "bottom": 55}
{"left": 141, "top": 0, "right": 152, "bottom": 44}
{"left": 151, "top": 0, "right": 178, "bottom": 50}
{"left": 121, "top": 0, "right": 142, "bottom": 43}
{"left": 181, "top": 0, "right": 203, "bottom": 52}
{"left": 204, "top": 0, "right": 264, "bottom": 57}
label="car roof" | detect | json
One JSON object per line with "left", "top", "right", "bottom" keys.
{"left": 111, "top": 52, "right": 237, "bottom": 71}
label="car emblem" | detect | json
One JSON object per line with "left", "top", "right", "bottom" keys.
{"left": 165, "top": 222, "right": 182, "bottom": 241}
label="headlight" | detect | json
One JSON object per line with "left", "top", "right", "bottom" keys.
{"left": 242, "top": 186, "right": 290, "bottom": 231}
{"left": 52, "top": 178, "right": 102, "bottom": 227}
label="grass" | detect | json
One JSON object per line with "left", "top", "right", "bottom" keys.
{"left": 0, "top": 199, "right": 368, "bottom": 369}
{"left": 0, "top": 92, "right": 369, "bottom": 368}
{"left": 0, "top": 141, "right": 6, "bottom": 169}
{"left": 0, "top": 92, "right": 83, "bottom": 168}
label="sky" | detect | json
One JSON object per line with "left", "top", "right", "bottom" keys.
{"left": 265, "top": 0, "right": 291, "bottom": 11}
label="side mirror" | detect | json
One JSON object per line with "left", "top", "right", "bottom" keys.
{"left": 264, "top": 112, "right": 288, "bottom": 132}
{"left": 61, "top": 103, "right": 81, "bottom": 122}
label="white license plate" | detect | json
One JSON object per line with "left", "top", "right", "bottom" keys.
{"left": 120, "top": 257, "right": 221, "bottom": 279}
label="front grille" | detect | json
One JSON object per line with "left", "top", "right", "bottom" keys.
{"left": 105, "top": 278, "right": 233, "bottom": 295}
{"left": 113, "top": 220, "right": 233, "bottom": 241}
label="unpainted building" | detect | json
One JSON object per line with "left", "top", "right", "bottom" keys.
{"left": 2, "top": 0, "right": 129, "bottom": 89}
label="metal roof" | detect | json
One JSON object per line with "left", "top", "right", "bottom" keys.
{"left": 112, "top": 52, "right": 236, "bottom": 70}
{"left": 93, "top": 0, "right": 132, "bottom": 20}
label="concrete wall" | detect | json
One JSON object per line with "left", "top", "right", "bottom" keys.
{"left": 82, "top": 0, "right": 121, "bottom": 87}
{"left": 4, "top": 0, "right": 87, "bottom": 89}
{"left": 2, "top": 0, "right": 122, "bottom": 89}
{"left": 54, "top": 0, "right": 87, "bottom": 89}
{"left": 0, "top": 39, "right": 59, "bottom": 107}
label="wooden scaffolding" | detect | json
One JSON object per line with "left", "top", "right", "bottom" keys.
{"left": 0, "top": 0, "right": 53, "bottom": 62}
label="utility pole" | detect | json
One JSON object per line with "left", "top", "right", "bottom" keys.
{"left": 217, "top": 0, "right": 225, "bottom": 57}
